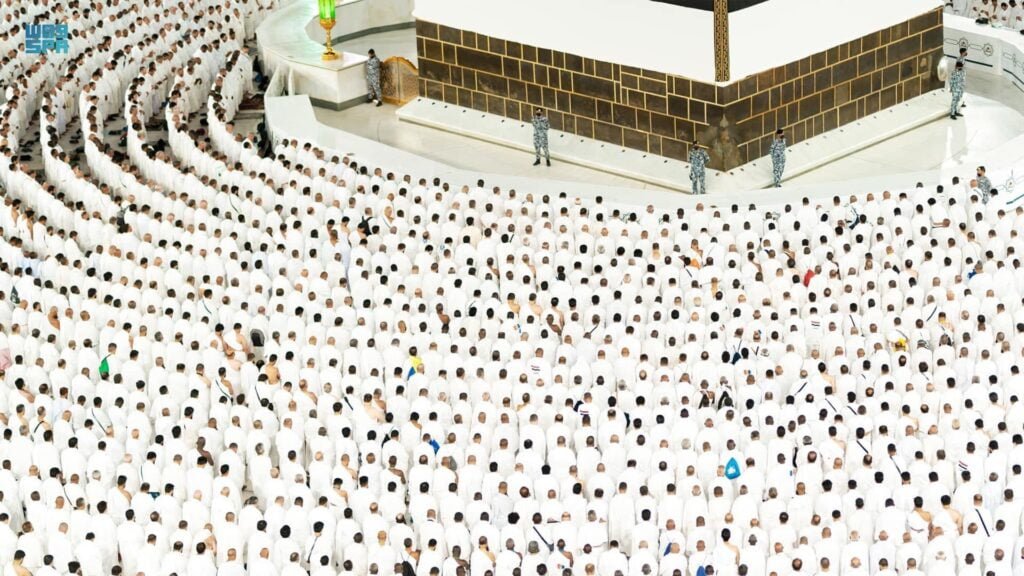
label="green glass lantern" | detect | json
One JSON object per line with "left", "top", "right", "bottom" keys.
{"left": 318, "top": 0, "right": 338, "bottom": 61}
{"left": 318, "top": 0, "right": 335, "bottom": 21}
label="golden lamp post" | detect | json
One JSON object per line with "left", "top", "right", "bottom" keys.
{"left": 318, "top": 0, "right": 338, "bottom": 61}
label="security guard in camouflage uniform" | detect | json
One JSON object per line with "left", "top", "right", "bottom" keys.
{"left": 532, "top": 109, "right": 551, "bottom": 166}
{"left": 950, "top": 61, "right": 966, "bottom": 119}
{"left": 955, "top": 47, "right": 968, "bottom": 109}
{"left": 366, "top": 49, "right": 383, "bottom": 106}
{"left": 770, "top": 129, "right": 787, "bottom": 188}
{"left": 688, "top": 141, "right": 710, "bottom": 195}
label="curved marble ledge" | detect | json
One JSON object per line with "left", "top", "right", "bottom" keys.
{"left": 257, "top": 0, "right": 371, "bottom": 108}
{"left": 302, "top": 0, "right": 415, "bottom": 44}
{"left": 944, "top": 14, "right": 1024, "bottom": 93}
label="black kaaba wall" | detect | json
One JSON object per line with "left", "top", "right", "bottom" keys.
{"left": 649, "top": 0, "right": 770, "bottom": 10}
{"left": 416, "top": 7, "right": 945, "bottom": 171}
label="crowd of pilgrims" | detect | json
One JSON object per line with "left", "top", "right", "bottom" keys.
{"left": 3, "top": 0, "right": 1024, "bottom": 575}
{"left": 944, "top": 0, "right": 1024, "bottom": 27}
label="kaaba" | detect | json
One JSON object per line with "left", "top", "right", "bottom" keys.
{"left": 412, "top": 0, "right": 945, "bottom": 171}
{"left": 650, "top": 0, "right": 770, "bottom": 11}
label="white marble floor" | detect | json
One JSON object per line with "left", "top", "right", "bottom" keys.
{"left": 786, "top": 71, "right": 1024, "bottom": 187}
{"left": 314, "top": 102, "right": 677, "bottom": 191}
{"left": 316, "top": 28, "right": 1024, "bottom": 194}
{"left": 397, "top": 90, "right": 955, "bottom": 192}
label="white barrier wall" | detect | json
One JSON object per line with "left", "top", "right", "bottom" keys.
{"left": 944, "top": 14, "right": 1024, "bottom": 92}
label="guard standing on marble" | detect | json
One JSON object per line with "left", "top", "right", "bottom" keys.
{"left": 366, "top": 49, "right": 383, "bottom": 107}
{"left": 532, "top": 109, "right": 551, "bottom": 166}
{"left": 949, "top": 61, "right": 966, "bottom": 120}
{"left": 688, "top": 141, "right": 710, "bottom": 195}
{"left": 956, "top": 47, "right": 968, "bottom": 109}
{"left": 770, "top": 129, "right": 787, "bottom": 188}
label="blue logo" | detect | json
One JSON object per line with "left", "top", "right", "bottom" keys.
{"left": 25, "top": 24, "right": 69, "bottom": 55}
{"left": 725, "top": 457, "right": 741, "bottom": 479}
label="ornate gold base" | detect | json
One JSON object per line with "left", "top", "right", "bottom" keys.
{"left": 380, "top": 56, "right": 420, "bottom": 105}
{"left": 320, "top": 18, "right": 338, "bottom": 61}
